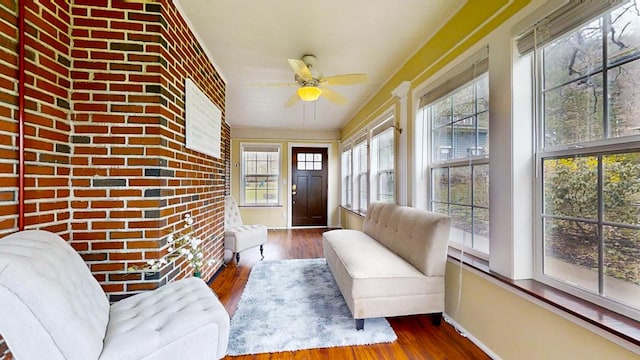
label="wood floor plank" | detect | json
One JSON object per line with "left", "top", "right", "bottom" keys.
{"left": 210, "top": 228, "right": 490, "bottom": 360}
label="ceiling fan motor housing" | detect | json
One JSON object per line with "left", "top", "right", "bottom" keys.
{"left": 301, "top": 54, "right": 317, "bottom": 67}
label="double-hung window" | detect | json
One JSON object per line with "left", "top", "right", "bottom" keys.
{"left": 353, "top": 137, "right": 368, "bottom": 213}
{"left": 529, "top": 0, "right": 640, "bottom": 318}
{"left": 341, "top": 146, "right": 353, "bottom": 209}
{"left": 240, "top": 144, "right": 280, "bottom": 205}
{"left": 371, "top": 119, "right": 395, "bottom": 203}
{"left": 419, "top": 58, "right": 490, "bottom": 256}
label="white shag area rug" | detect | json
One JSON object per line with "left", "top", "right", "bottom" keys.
{"left": 227, "top": 258, "right": 397, "bottom": 355}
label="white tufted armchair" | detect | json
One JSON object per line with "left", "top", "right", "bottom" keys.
{"left": 0, "top": 230, "right": 230, "bottom": 360}
{"left": 224, "top": 195, "right": 268, "bottom": 263}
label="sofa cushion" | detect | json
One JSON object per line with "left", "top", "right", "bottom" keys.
{"left": 224, "top": 224, "right": 267, "bottom": 252}
{"left": 0, "top": 230, "right": 110, "bottom": 360}
{"left": 102, "top": 277, "right": 230, "bottom": 360}
{"left": 323, "top": 229, "right": 440, "bottom": 300}
{"left": 363, "top": 202, "right": 450, "bottom": 276}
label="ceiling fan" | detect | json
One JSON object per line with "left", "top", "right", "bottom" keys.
{"left": 268, "top": 54, "right": 368, "bottom": 107}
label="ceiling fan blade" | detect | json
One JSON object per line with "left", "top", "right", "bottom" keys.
{"left": 250, "top": 82, "right": 297, "bottom": 88}
{"left": 285, "top": 92, "right": 300, "bottom": 108}
{"left": 288, "top": 59, "right": 312, "bottom": 81}
{"left": 320, "top": 87, "right": 349, "bottom": 106}
{"left": 322, "top": 73, "right": 369, "bottom": 86}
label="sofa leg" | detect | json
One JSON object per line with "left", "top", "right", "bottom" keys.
{"left": 235, "top": 252, "right": 240, "bottom": 263}
{"left": 259, "top": 244, "right": 264, "bottom": 259}
{"left": 355, "top": 319, "right": 364, "bottom": 331}
{"left": 431, "top": 313, "right": 442, "bottom": 326}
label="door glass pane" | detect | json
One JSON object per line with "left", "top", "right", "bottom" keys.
{"left": 544, "top": 217, "right": 599, "bottom": 293}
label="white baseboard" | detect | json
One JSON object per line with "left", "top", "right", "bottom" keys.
{"left": 443, "top": 313, "right": 502, "bottom": 360}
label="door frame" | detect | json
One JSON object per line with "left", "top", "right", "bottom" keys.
{"left": 287, "top": 143, "right": 331, "bottom": 228}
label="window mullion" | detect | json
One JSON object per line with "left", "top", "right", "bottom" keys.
{"left": 597, "top": 155, "right": 605, "bottom": 295}
{"left": 603, "top": 13, "right": 610, "bottom": 141}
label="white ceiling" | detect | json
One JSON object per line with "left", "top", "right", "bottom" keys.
{"left": 175, "top": 0, "right": 465, "bottom": 131}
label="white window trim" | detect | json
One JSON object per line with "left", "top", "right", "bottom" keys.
{"left": 369, "top": 111, "right": 396, "bottom": 204}
{"left": 414, "top": 49, "right": 491, "bottom": 258}
{"left": 239, "top": 143, "right": 282, "bottom": 207}
{"left": 530, "top": 3, "right": 640, "bottom": 320}
{"left": 286, "top": 142, "right": 332, "bottom": 228}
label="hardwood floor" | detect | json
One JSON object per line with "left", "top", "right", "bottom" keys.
{"left": 211, "top": 228, "right": 490, "bottom": 360}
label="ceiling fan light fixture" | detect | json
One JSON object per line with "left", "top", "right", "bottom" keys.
{"left": 297, "top": 86, "right": 322, "bottom": 102}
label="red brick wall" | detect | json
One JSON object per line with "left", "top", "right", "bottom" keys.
{"left": 69, "top": 0, "right": 228, "bottom": 300}
{"left": 0, "top": 0, "right": 228, "bottom": 356}
{"left": 0, "top": 1, "right": 19, "bottom": 237}
{"left": 0, "top": 0, "right": 72, "bottom": 238}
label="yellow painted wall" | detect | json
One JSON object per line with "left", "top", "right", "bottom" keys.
{"left": 341, "top": 0, "right": 530, "bottom": 140}
{"left": 445, "top": 262, "right": 638, "bottom": 359}
{"left": 231, "top": 137, "right": 340, "bottom": 228}
{"left": 337, "top": 0, "right": 638, "bottom": 357}
{"left": 339, "top": 207, "right": 364, "bottom": 230}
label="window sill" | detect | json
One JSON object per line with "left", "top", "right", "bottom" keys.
{"left": 447, "top": 250, "right": 640, "bottom": 348}
{"left": 239, "top": 204, "right": 283, "bottom": 208}
{"left": 340, "top": 205, "right": 366, "bottom": 218}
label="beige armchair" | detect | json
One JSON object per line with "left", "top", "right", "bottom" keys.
{"left": 224, "top": 195, "right": 268, "bottom": 263}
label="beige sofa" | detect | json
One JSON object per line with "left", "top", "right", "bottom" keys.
{"left": 323, "top": 202, "right": 451, "bottom": 330}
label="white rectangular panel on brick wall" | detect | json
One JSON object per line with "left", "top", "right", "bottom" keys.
{"left": 185, "top": 77, "right": 221, "bottom": 158}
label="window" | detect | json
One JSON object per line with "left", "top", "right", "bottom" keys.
{"left": 297, "top": 153, "right": 322, "bottom": 170}
{"left": 535, "top": 1, "right": 640, "bottom": 317}
{"left": 419, "top": 64, "right": 490, "bottom": 256}
{"left": 371, "top": 122, "right": 395, "bottom": 203}
{"left": 241, "top": 144, "right": 280, "bottom": 205}
{"left": 354, "top": 138, "right": 368, "bottom": 213}
{"left": 341, "top": 147, "right": 352, "bottom": 208}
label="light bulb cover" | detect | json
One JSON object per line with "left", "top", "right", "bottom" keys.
{"left": 297, "top": 86, "right": 322, "bottom": 101}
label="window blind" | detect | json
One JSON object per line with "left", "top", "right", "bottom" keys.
{"left": 418, "top": 57, "right": 488, "bottom": 108}
{"left": 370, "top": 114, "right": 395, "bottom": 138}
{"left": 241, "top": 144, "right": 280, "bottom": 153}
{"left": 516, "top": 0, "right": 629, "bottom": 55}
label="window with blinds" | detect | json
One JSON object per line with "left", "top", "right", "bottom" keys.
{"left": 417, "top": 56, "right": 490, "bottom": 257}
{"left": 526, "top": 0, "right": 640, "bottom": 319}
